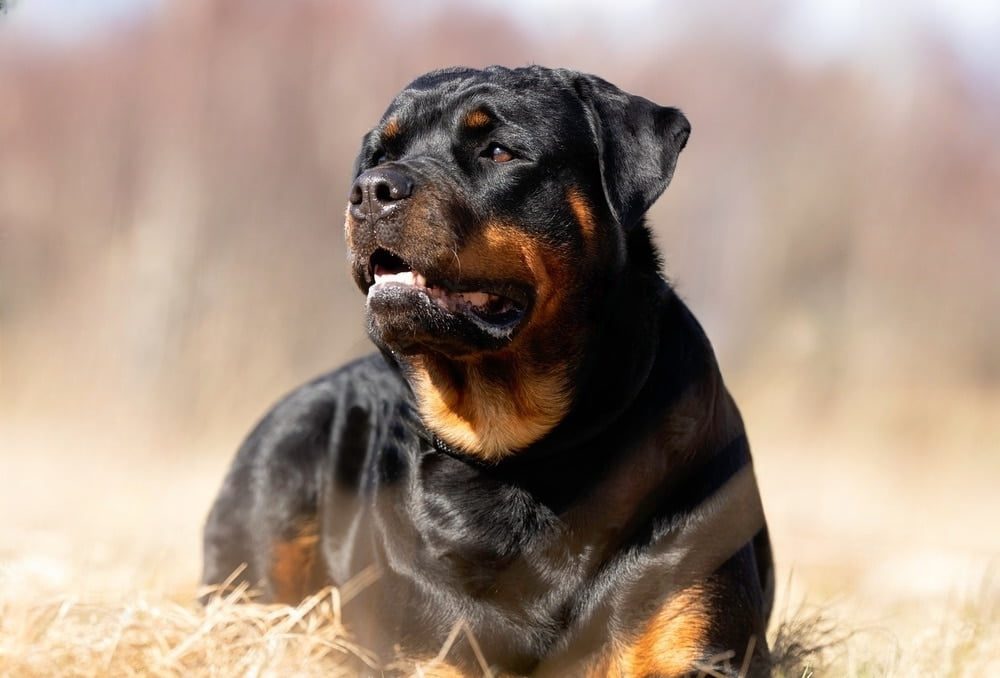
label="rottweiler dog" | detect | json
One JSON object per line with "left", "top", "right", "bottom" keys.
{"left": 202, "top": 65, "right": 773, "bottom": 677}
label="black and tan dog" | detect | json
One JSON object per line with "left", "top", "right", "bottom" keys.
{"left": 202, "top": 65, "right": 773, "bottom": 676}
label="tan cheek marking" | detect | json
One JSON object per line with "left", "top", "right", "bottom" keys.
{"left": 478, "top": 223, "right": 567, "bottom": 334}
{"left": 269, "top": 522, "right": 320, "bottom": 605}
{"left": 407, "top": 222, "right": 575, "bottom": 459}
{"left": 463, "top": 109, "right": 492, "bottom": 129}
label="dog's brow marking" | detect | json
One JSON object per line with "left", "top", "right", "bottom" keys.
{"left": 463, "top": 109, "right": 492, "bottom": 129}
{"left": 383, "top": 117, "right": 402, "bottom": 139}
{"left": 566, "top": 186, "right": 597, "bottom": 246}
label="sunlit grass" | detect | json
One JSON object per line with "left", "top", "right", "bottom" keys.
{"left": 1, "top": 567, "right": 996, "bottom": 677}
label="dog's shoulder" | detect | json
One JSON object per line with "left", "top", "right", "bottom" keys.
{"left": 201, "top": 352, "right": 406, "bottom": 597}
{"left": 239, "top": 352, "right": 403, "bottom": 458}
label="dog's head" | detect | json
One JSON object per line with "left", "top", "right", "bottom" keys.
{"left": 344, "top": 66, "right": 690, "bottom": 459}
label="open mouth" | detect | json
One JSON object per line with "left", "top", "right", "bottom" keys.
{"left": 368, "top": 249, "right": 528, "bottom": 328}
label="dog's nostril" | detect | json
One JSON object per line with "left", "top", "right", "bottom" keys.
{"left": 349, "top": 181, "right": 364, "bottom": 205}
{"left": 373, "top": 180, "right": 394, "bottom": 204}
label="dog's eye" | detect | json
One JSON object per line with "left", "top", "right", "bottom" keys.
{"left": 482, "top": 143, "right": 515, "bottom": 164}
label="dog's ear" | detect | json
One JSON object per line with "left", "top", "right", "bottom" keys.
{"left": 572, "top": 73, "right": 690, "bottom": 230}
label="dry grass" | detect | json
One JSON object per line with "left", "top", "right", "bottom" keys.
{"left": 2, "top": 413, "right": 998, "bottom": 677}
{"left": 2, "top": 565, "right": 996, "bottom": 677}
{"left": 0, "top": 570, "right": 510, "bottom": 677}
{"left": 770, "top": 582, "right": 999, "bottom": 677}
{"left": 0, "top": 582, "right": 366, "bottom": 677}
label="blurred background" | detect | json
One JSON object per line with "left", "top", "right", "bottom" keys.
{"left": 1, "top": 0, "right": 998, "bottom": 668}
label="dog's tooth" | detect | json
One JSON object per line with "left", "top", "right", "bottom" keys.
{"left": 372, "top": 271, "right": 416, "bottom": 286}
{"left": 462, "top": 291, "right": 491, "bottom": 307}
{"left": 414, "top": 273, "right": 426, "bottom": 287}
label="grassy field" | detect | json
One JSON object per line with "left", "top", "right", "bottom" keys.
{"left": 1, "top": 395, "right": 998, "bottom": 676}
{"left": 3, "top": 2, "right": 998, "bottom": 674}
{"left": 2, "top": 578, "right": 996, "bottom": 677}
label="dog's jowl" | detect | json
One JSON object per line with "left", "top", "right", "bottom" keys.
{"left": 202, "top": 66, "right": 774, "bottom": 677}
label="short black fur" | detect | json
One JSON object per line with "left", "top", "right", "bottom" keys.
{"left": 203, "top": 65, "right": 773, "bottom": 677}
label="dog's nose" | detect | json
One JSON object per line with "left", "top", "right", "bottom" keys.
{"left": 349, "top": 168, "right": 414, "bottom": 222}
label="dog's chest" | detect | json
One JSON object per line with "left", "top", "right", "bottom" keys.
{"left": 334, "top": 438, "right": 607, "bottom": 666}
{"left": 377, "top": 446, "right": 576, "bottom": 593}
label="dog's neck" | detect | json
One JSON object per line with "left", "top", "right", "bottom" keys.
{"left": 403, "top": 351, "right": 573, "bottom": 461}
{"left": 398, "top": 230, "right": 667, "bottom": 462}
